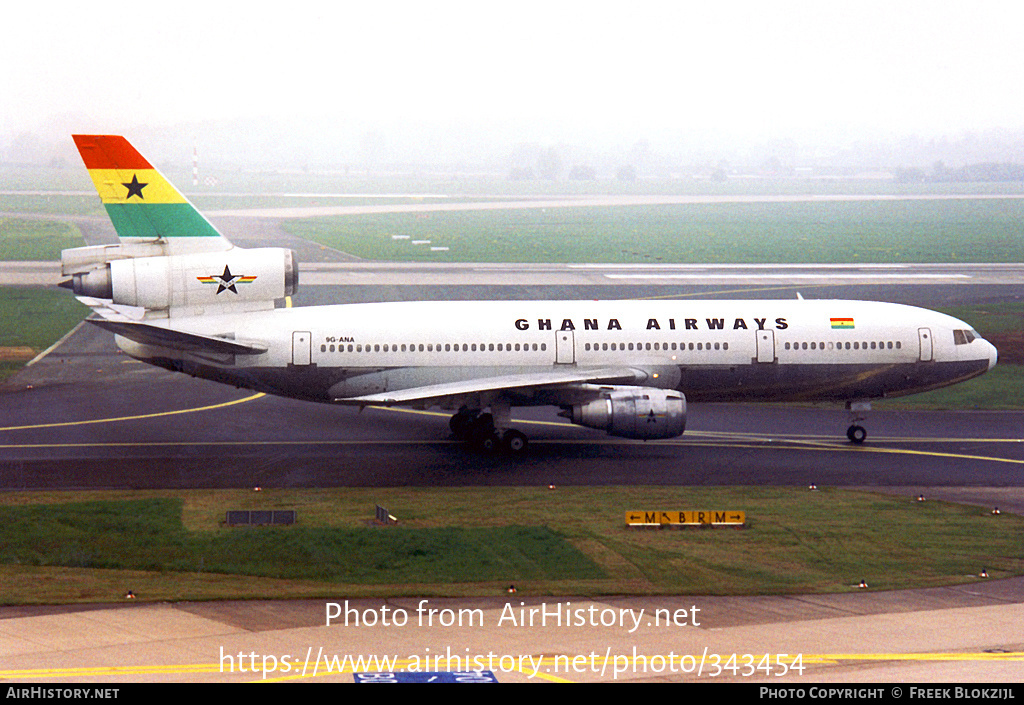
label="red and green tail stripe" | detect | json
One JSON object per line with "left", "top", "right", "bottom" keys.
{"left": 72, "top": 135, "right": 225, "bottom": 241}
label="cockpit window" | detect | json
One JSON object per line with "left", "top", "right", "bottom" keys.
{"left": 953, "top": 329, "right": 977, "bottom": 345}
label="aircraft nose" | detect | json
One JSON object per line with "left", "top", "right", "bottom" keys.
{"left": 986, "top": 339, "right": 998, "bottom": 370}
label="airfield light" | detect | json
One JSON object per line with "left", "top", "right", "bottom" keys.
{"left": 548, "top": 484, "right": 556, "bottom": 490}
{"left": 125, "top": 590, "right": 136, "bottom": 599}
{"left": 808, "top": 484, "right": 818, "bottom": 491}
{"left": 507, "top": 585, "right": 517, "bottom": 594}
{"left": 980, "top": 569, "right": 989, "bottom": 578}
{"left": 992, "top": 507, "right": 1001, "bottom": 515}
{"left": 917, "top": 494, "right": 926, "bottom": 502}
{"left": 858, "top": 580, "right": 868, "bottom": 589}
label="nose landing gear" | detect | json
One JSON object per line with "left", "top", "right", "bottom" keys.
{"left": 846, "top": 424, "right": 867, "bottom": 444}
{"left": 845, "top": 400, "right": 871, "bottom": 444}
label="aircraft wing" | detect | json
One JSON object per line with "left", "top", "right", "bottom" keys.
{"left": 337, "top": 367, "right": 647, "bottom": 406}
{"left": 87, "top": 318, "right": 269, "bottom": 355}
{"left": 77, "top": 296, "right": 267, "bottom": 355}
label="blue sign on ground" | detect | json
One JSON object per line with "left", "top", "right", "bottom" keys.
{"left": 354, "top": 671, "right": 498, "bottom": 683}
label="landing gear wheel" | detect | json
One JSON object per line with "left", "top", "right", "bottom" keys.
{"left": 847, "top": 425, "right": 867, "bottom": 444}
{"left": 449, "top": 408, "right": 479, "bottom": 439}
{"left": 502, "top": 429, "right": 529, "bottom": 454}
{"left": 467, "top": 414, "right": 497, "bottom": 452}
{"left": 473, "top": 430, "right": 501, "bottom": 453}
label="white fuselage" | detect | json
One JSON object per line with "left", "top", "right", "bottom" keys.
{"left": 116, "top": 298, "right": 997, "bottom": 407}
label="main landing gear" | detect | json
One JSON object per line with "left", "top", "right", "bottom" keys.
{"left": 845, "top": 400, "right": 870, "bottom": 444}
{"left": 449, "top": 406, "right": 529, "bottom": 454}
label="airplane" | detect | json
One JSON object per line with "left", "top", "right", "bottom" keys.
{"left": 60, "top": 135, "right": 998, "bottom": 453}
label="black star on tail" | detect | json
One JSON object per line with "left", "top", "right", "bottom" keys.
{"left": 122, "top": 174, "right": 148, "bottom": 199}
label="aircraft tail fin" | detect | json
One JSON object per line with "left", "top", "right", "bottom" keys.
{"left": 64, "top": 135, "right": 296, "bottom": 315}
{"left": 72, "top": 135, "right": 230, "bottom": 249}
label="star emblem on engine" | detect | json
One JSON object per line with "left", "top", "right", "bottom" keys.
{"left": 196, "top": 265, "right": 257, "bottom": 294}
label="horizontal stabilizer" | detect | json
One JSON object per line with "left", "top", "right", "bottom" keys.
{"left": 86, "top": 318, "right": 268, "bottom": 355}
{"left": 338, "top": 367, "right": 644, "bottom": 405}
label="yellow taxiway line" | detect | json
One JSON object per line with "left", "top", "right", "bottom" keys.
{"left": 0, "top": 393, "right": 265, "bottom": 432}
{"left": 3, "top": 651, "right": 1022, "bottom": 682}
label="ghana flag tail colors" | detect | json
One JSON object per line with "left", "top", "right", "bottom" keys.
{"left": 72, "top": 135, "right": 230, "bottom": 247}
{"left": 831, "top": 317, "right": 855, "bottom": 329}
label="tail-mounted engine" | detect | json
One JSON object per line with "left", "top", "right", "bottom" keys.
{"left": 61, "top": 246, "right": 298, "bottom": 310}
{"left": 564, "top": 387, "right": 686, "bottom": 440}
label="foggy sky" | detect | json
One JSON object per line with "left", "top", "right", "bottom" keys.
{"left": 4, "top": 1, "right": 1024, "bottom": 168}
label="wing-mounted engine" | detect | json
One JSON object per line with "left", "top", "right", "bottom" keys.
{"left": 61, "top": 247, "right": 298, "bottom": 312}
{"left": 563, "top": 386, "right": 686, "bottom": 440}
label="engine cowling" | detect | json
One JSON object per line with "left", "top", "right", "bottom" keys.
{"left": 66, "top": 248, "right": 298, "bottom": 309}
{"left": 565, "top": 387, "right": 686, "bottom": 440}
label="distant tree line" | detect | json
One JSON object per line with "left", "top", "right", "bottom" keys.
{"left": 895, "top": 162, "right": 1024, "bottom": 183}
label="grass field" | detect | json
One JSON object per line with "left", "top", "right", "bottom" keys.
{"left": 0, "top": 217, "right": 85, "bottom": 259}
{"left": 0, "top": 288, "right": 87, "bottom": 380}
{"left": 0, "top": 487, "right": 1019, "bottom": 604}
{"left": 283, "top": 200, "right": 1024, "bottom": 264}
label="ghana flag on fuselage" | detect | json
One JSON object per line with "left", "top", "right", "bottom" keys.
{"left": 72, "top": 135, "right": 228, "bottom": 245}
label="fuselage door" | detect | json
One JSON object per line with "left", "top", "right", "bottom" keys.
{"left": 756, "top": 329, "right": 775, "bottom": 363}
{"left": 292, "top": 331, "right": 312, "bottom": 366}
{"left": 918, "top": 327, "right": 933, "bottom": 362}
{"left": 555, "top": 329, "right": 576, "bottom": 364}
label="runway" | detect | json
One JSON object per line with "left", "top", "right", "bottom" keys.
{"left": 7, "top": 259, "right": 1024, "bottom": 289}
